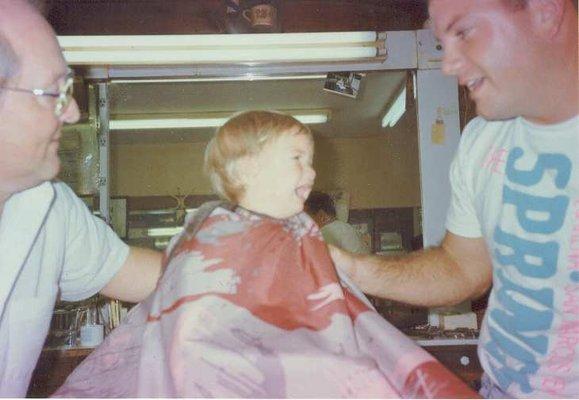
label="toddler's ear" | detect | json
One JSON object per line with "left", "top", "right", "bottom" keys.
{"left": 236, "top": 155, "right": 259, "bottom": 185}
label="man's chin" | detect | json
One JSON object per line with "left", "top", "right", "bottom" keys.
{"left": 476, "top": 104, "right": 517, "bottom": 122}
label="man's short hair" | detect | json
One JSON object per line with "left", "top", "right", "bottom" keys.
{"left": 204, "top": 110, "right": 313, "bottom": 203}
{"left": 501, "top": 0, "right": 528, "bottom": 10}
{"left": 304, "top": 191, "right": 336, "bottom": 218}
{"left": 501, "top": 0, "right": 577, "bottom": 10}
{"left": 429, "top": 0, "right": 577, "bottom": 12}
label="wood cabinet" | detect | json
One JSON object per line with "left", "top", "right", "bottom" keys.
{"left": 420, "top": 341, "right": 483, "bottom": 391}
{"left": 27, "top": 348, "right": 93, "bottom": 398}
{"left": 28, "top": 341, "right": 482, "bottom": 397}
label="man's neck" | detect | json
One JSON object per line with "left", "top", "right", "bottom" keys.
{"left": 0, "top": 191, "right": 12, "bottom": 219}
{"left": 526, "top": 79, "right": 579, "bottom": 125}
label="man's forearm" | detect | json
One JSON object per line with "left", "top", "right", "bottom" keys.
{"left": 100, "top": 247, "right": 163, "bottom": 303}
{"left": 350, "top": 247, "right": 473, "bottom": 307}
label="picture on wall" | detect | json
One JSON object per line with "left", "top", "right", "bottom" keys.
{"left": 323, "top": 72, "right": 362, "bottom": 98}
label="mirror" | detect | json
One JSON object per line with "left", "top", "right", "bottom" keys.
{"left": 55, "top": 69, "right": 430, "bottom": 331}
{"left": 93, "top": 71, "right": 422, "bottom": 253}
{"left": 60, "top": 70, "right": 421, "bottom": 252}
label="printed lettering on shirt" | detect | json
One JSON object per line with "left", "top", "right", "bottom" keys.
{"left": 486, "top": 147, "right": 572, "bottom": 394}
{"left": 569, "top": 200, "right": 579, "bottom": 277}
{"left": 483, "top": 147, "right": 509, "bottom": 174}
{"left": 539, "top": 199, "right": 579, "bottom": 395}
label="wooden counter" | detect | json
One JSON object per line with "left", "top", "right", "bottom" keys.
{"left": 419, "top": 339, "right": 483, "bottom": 391}
{"left": 27, "top": 347, "right": 94, "bottom": 398}
{"left": 28, "top": 341, "right": 483, "bottom": 397}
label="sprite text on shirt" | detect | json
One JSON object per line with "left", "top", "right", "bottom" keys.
{"left": 486, "top": 147, "right": 572, "bottom": 394}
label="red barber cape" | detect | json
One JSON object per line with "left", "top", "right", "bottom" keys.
{"left": 54, "top": 205, "right": 477, "bottom": 398}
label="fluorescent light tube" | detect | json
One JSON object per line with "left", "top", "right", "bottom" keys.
{"left": 147, "top": 227, "right": 184, "bottom": 237}
{"left": 111, "top": 74, "right": 327, "bottom": 84}
{"left": 63, "top": 48, "right": 377, "bottom": 64}
{"left": 381, "top": 87, "right": 406, "bottom": 128}
{"left": 109, "top": 112, "right": 329, "bottom": 131}
{"left": 111, "top": 118, "right": 227, "bottom": 130}
{"left": 58, "top": 32, "right": 386, "bottom": 65}
{"left": 292, "top": 113, "right": 328, "bottom": 125}
{"left": 60, "top": 32, "right": 379, "bottom": 47}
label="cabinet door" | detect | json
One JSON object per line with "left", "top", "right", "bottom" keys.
{"left": 422, "top": 344, "right": 483, "bottom": 391}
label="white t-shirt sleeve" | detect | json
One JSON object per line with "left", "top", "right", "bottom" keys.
{"left": 445, "top": 118, "right": 484, "bottom": 238}
{"left": 322, "top": 221, "right": 368, "bottom": 254}
{"left": 54, "top": 183, "right": 130, "bottom": 301}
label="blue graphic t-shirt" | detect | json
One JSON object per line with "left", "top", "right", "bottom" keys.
{"left": 446, "top": 115, "right": 579, "bottom": 398}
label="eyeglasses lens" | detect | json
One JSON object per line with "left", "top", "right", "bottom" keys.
{"left": 55, "top": 77, "right": 74, "bottom": 116}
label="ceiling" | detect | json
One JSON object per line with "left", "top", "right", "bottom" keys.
{"left": 105, "top": 70, "right": 410, "bottom": 144}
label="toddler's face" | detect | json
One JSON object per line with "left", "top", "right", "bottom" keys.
{"left": 240, "top": 132, "right": 315, "bottom": 219}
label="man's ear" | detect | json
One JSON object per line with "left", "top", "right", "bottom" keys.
{"left": 528, "top": 0, "right": 566, "bottom": 38}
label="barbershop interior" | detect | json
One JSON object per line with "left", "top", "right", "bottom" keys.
{"left": 29, "top": 0, "right": 486, "bottom": 397}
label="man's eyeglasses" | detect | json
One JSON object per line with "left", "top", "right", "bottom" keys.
{"left": 0, "top": 69, "right": 74, "bottom": 116}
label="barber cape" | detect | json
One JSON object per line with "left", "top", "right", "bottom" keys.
{"left": 55, "top": 203, "right": 476, "bottom": 398}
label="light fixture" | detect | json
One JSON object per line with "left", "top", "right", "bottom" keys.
{"left": 148, "top": 227, "right": 184, "bottom": 237}
{"left": 110, "top": 74, "right": 328, "bottom": 84}
{"left": 109, "top": 111, "right": 329, "bottom": 131}
{"left": 58, "top": 32, "right": 386, "bottom": 65}
{"left": 381, "top": 86, "right": 406, "bottom": 128}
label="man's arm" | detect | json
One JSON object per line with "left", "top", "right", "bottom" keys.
{"left": 100, "top": 247, "right": 163, "bottom": 303}
{"left": 329, "top": 231, "right": 492, "bottom": 307}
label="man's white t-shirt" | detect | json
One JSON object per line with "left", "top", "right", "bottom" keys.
{"left": 0, "top": 181, "right": 129, "bottom": 397}
{"left": 321, "top": 220, "right": 370, "bottom": 254}
{"left": 446, "top": 115, "right": 579, "bottom": 398}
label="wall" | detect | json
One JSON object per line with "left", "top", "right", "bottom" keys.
{"left": 110, "top": 129, "right": 420, "bottom": 210}
{"left": 47, "top": 0, "right": 428, "bottom": 35}
{"left": 314, "top": 134, "right": 420, "bottom": 209}
{"left": 110, "top": 141, "right": 211, "bottom": 198}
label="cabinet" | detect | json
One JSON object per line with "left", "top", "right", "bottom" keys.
{"left": 27, "top": 348, "right": 93, "bottom": 398}
{"left": 28, "top": 341, "right": 483, "bottom": 397}
{"left": 419, "top": 340, "right": 483, "bottom": 391}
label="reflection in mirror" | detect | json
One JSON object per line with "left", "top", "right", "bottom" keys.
{"left": 58, "top": 70, "right": 427, "bottom": 332}
{"left": 96, "top": 71, "right": 422, "bottom": 254}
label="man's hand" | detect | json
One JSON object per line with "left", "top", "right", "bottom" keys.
{"left": 328, "top": 232, "right": 493, "bottom": 307}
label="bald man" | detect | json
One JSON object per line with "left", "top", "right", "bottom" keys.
{"left": 0, "top": 1, "right": 162, "bottom": 395}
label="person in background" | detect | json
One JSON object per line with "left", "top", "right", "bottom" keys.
{"left": 305, "top": 191, "right": 370, "bottom": 254}
{"left": 330, "top": 0, "right": 578, "bottom": 397}
{"left": 0, "top": 1, "right": 162, "bottom": 396}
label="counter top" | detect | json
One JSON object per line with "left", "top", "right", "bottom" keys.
{"left": 416, "top": 338, "right": 478, "bottom": 346}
